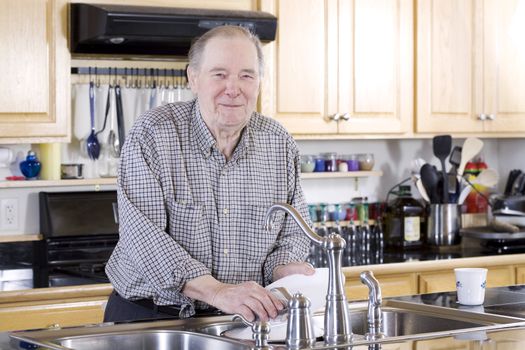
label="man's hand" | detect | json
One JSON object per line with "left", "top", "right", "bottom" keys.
{"left": 272, "top": 261, "right": 315, "bottom": 281}
{"left": 183, "top": 275, "right": 283, "bottom": 322}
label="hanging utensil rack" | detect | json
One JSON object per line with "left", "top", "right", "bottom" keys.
{"left": 71, "top": 67, "right": 187, "bottom": 77}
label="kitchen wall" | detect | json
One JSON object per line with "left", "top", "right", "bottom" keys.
{"left": 297, "top": 138, "right": 501, "bottom": 204}
{"left": 0, "top": 137, "right": 514, "bottom": 236}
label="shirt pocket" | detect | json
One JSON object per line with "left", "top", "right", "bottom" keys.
{"left": 167, "top": 201, "right": 212, "bottom": 267}
{"left": 238, "top": 204, "right": 286, "bottom": 264}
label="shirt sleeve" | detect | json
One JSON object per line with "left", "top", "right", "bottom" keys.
{"left": 262, "top": 137, "right": 312, "bottom": 285}
{"left": 116, "top": 125, "right": 211, "bottom": 309}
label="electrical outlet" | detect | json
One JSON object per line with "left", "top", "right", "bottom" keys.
{"left": 0, "top": 198, "right": 19, "bottom": 231}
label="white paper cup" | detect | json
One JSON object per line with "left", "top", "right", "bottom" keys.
{"left": 454, "top": 268, "right": 488, "bottom": 305}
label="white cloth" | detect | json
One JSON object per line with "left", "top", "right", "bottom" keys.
{"left": 224, "top": 268, "right": 329, "bottom": 341}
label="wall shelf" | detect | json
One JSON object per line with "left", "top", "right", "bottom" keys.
{"left": 0, "top": 171, "right": 382, "bottom": 189}
{"left": 0, "top": 178, "right": 117, "bottom": 189}
{"left": 0, "top": 234, "right": 42, "bottom": 243}
{"left": 301, "top": 171, "right": 382, "bottom": 179}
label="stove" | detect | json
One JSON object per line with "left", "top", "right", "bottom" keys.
{"left": 33, "top": 191, "right": 118, "bottom": 287}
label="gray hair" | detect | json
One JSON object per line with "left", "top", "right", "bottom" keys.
{"left": 188, "top": 25, "right": 264, "bottom": 77}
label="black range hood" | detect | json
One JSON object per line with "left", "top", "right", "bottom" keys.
{"left": 69, "top": 3, "right": 277, "bottom": 56}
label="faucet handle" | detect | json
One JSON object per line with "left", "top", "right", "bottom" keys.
{"left": 232, "top": 314, "right": 272, "bottom": 350}
{"left": 286, "top": 292, "right": 317, "bottom": 350}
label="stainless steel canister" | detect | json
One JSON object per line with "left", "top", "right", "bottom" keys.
{"left": 427, "top": 204, "right": 462, "bottom": 245}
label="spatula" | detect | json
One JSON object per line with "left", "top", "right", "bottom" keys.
{"left": 421, "top": 163, "right": 441, "bottom": 204}
{"left": 433, "top": 135, "right": 452, "bottom": 203}
{"left": 448, "top": 146, "right": 462, "bottom": 199}
{"left": 457, "top": 138, "right": 484, "bottom": 177}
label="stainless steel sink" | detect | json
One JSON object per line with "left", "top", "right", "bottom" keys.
{"left": 195, "top": 301, "right": 515, "bottom": 340}
{"left": 349, "top": 306, "right": 488, "bottom": 337}
{"left": 9, "top": 301, "right": 524, "bottom": 350}
{"left": 16, "top": 330, "right": 252, "bottom": 350}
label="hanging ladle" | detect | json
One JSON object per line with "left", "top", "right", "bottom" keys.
{"left": 86, "top": 80, "right": 101, "bottom": 160}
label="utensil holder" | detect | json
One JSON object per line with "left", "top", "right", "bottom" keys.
{"left": 427, "top": 204, "right": 461, "bottom": 246}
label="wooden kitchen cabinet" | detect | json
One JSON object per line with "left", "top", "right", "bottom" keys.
{"left": 0, "top": 284, "right": 112, "bottom": 332}
{"left": 345, "top": 273, "right": 418, "bottom": 301}
{"left": 0, "top": 0, "right": 70, "bottom": 143}
{"left": 259, "top": 0, "right": 413, "bottom": 137}
{"left": 418, "top": 266, "right": 515, "bottom": 294}
{"left": 515, "top": 265, "right": 525, "bottom": 284}
{"left": 417, "top": 0, "right": 525, "bottom": 134}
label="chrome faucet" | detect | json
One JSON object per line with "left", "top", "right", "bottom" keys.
{"left": 359, "top": 270, "right": 384, "bottom": 340}
{"left": 265, "top": 203, "right": 352, "bottom": 346}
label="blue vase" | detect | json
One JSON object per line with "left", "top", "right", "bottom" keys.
{"left": 20, "top": 151, "right": 41, "bottom": 179}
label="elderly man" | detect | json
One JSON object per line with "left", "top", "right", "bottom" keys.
{"left": 104, "top": 25, "right": 313, "bottom": 323}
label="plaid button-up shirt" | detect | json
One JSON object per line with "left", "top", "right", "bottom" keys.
{"left": 105, "top": 99, "right": 311, "bottom": 317}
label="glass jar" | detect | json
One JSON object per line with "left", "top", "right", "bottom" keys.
{"left": 313, "top": 155, "right": 325, "bottom": 172}
{"left": 337, "top": 155, "right": 349, "bottom": 172}
{"left": 300, "top": 155, "right": 316, "bottom": 173}
{"left": 384, "top": 185, "right": 425, "bottom": 249}
{"left": 358, "top": 153, "right": 375, "bottom": 171}
{"left": 347, "top": 154, "right": 359, "bottom": 171}
{"left": 322, "top": 152, "right": 337, "bottom": 172}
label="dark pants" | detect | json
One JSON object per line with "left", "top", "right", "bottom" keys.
{"left": 103, "top": 291, "right": 180, "bottom": 323}
{"left": 103, "top": 291, "right": 223, "bottom": 323}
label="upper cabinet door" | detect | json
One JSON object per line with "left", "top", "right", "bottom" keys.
{"left": 0, "top": 0, "right": 69, "bottom": 142}
{"left": 416, "top": 0, "right": 483, "bottom": 133}
{"left": 337, "top": 0, "right": 413, "bottom": 134}
{"left": 483, "top": 0, "right": 525, "bottom": 132}
{"left": 259, "top": 0, "right": 339, "bottom": 134}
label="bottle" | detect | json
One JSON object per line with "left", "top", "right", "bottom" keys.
{"left": 20, "top": 151, "right": 41, "bottom": 179}
{"left": 384, "top": 185, "right": 425, "bottom": 249}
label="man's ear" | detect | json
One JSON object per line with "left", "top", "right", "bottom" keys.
{"left": 187, "top": 66, "right": 199, "bottom": 94}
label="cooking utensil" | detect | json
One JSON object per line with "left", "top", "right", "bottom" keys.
{"left": 115, "top": 84, "right": 126, "bottom": 155}
{"left": 448, "top": 146, "right": 462, "bottom": 173}
{"left": 107, "top": 87, "right": 120, "bottom": 158}
{"left": 421, "top": 163, "right": 441, "bottom": 204}
{"left": 448, "top": 146, "right": 462, "bottom": 197}
{"left": 433, "top": 135, "right": 452, "bottom": 203}
{"left": 457, "top": 138, "right": 484, "bottom": 176}
{"left": 472, "top": 168, "right": 499, "bottom": 188}
{"left": 86, "top": 81, "right": 101, "bottom": 160}
{"left": 415, "top": 177, "right": 431, "bottom": 203}
{"left": 458, "top": 186, "right": 472, "bottom": 205}
{"left": 95, "top": 85, "right": 111, "bottom": 137}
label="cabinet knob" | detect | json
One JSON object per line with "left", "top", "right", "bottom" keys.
{"left": 340, "top": 113, "right": 350, "bottom": 121}
{"left": 487, "top": 114, "right": 496, "bottom": 121}
{"left": 478, "top": 114, "right": 487, "bottom": 121}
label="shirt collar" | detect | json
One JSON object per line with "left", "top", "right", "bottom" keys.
{"left": 192, "top": 101, "right": 216, "bottom": 159}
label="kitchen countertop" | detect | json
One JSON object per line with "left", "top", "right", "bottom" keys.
{"left": 5, "top": 286, "right": 525, "bottom": 349}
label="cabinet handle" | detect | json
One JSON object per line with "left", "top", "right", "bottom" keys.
{"left": 340, "top": 113, "right": 350, "bottom": 121}
{"left": 326, "top": 113, "right": 341, "bottom": 122}
{"left": 478, "top": 114, "right": 487, "bottom": 121}
{"left": 487, "top": 114, "right": 496, "bottom": 121}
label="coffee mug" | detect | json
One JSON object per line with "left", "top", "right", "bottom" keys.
{"left": 454, "top": 268, "right": 487, "bottom": 305}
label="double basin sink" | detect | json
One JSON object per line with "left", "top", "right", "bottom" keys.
{"left": 10, "top": 300, "right": 524, "bottom": 350}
